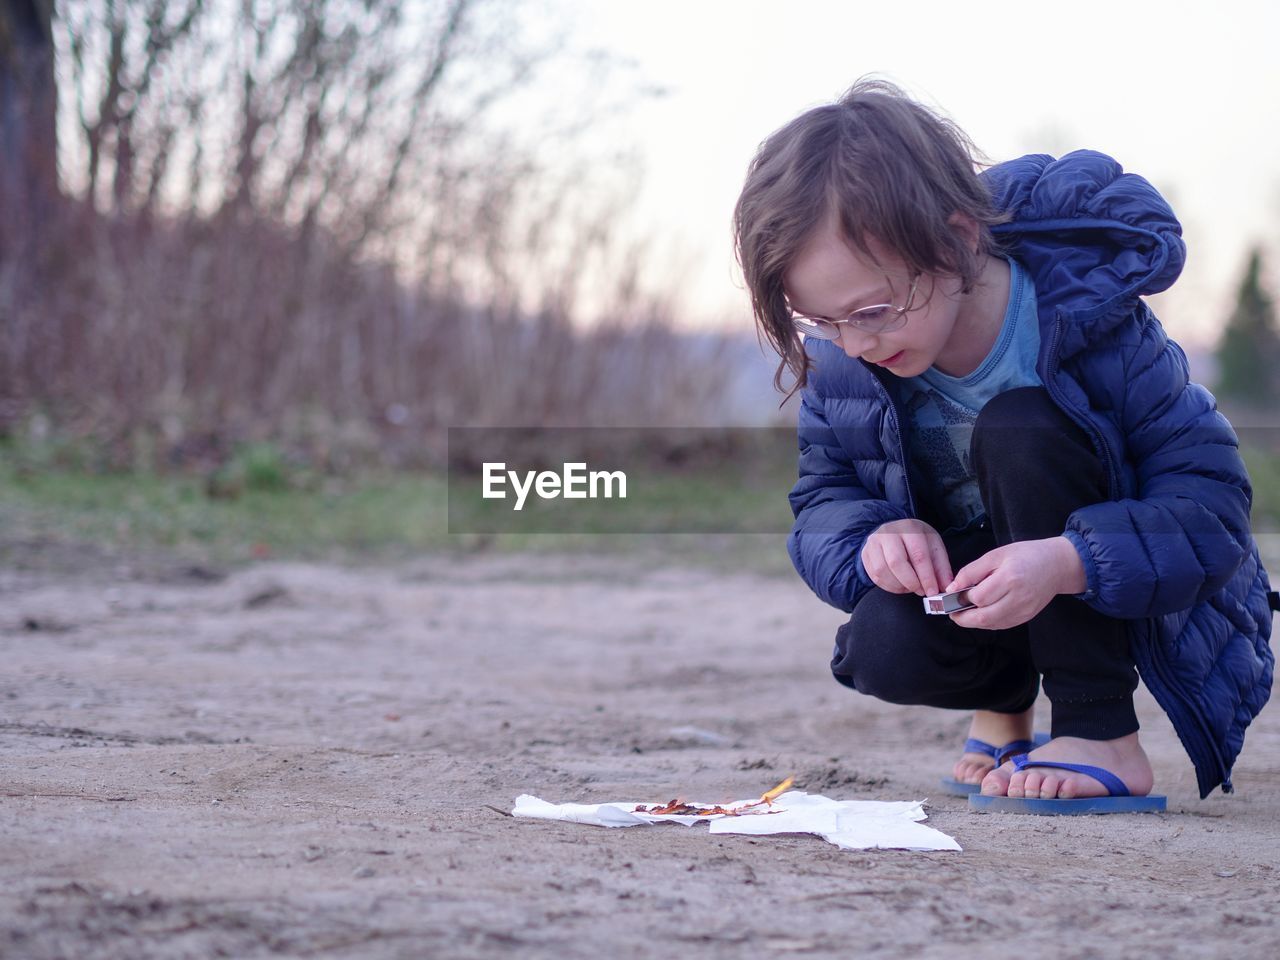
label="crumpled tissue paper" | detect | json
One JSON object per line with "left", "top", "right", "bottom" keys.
{"left": 512, "top": 789, "right": 960, "bottom": 852}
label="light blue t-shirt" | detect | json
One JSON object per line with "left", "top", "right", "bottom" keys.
{"left": 897, "top": 256, "right": 1042, "bottom": 533}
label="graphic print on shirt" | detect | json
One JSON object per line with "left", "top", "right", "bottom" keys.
{"left": 902, "top": 386, "right": 982, "bottom": 530}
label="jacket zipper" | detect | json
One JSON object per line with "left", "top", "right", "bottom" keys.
{"left": 1042, "top": 315, "right": 1118, "bottom": 496}
{"left": 1135, "top": 617, "right": 1229, "bottom": 795}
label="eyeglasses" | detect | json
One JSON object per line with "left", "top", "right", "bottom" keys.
{"left": 788, "top": 273, "right": 921, "bottom": 340}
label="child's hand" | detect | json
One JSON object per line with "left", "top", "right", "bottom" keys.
{"left": 945, "top": 537, "right": 1087, "bottom": 630}
{"left": 861, "top": 519, "right": 953, "bottom": 596}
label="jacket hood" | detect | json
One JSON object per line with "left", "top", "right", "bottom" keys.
{"left": 981, "top": 151, "right": 1185, "bottom": 358}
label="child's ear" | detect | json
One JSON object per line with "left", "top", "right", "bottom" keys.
{"left": 947, "top": 212, "right": 980, "bottom": 254}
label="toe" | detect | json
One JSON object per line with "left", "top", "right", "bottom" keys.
{"left": 1023, "top": 771, "right": 1044, "bottom": 798}
{"left": 1039, "top": 773, "right": 1061, "bottom": 799}
{"left": 955, "top": 756, "right": 994, "bottom": 785}
{"left": 980, "top": 764, "right": 1012, "bottom": 797}
{"left": 1058, "top": 772, "right": 1103, "bottom": 800}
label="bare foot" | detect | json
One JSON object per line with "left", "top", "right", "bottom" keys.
{"left": 980, "top": 733, "right": 1155, "bottom": 799}
{"left": 952, "top": 707, "right": 1035, "bottom": 786}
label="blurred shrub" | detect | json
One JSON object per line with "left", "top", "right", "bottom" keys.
{"left": 0, "top": 0, "right": 751, "bottom": 476}
{"left": 205, "top": 442, "right": 300, "bottom": 499}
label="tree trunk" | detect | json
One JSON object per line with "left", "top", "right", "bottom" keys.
{"left": 0, "top": 0, "right": 58, "bottom": 249}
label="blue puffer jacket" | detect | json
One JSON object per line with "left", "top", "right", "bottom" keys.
{"left": 788, "top": 150, "right": 1275, "bottom": 798}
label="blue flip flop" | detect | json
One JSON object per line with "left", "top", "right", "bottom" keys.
{"left": 939, "top": 732, "right": 1051, "bottom": 796}
{"left": 968, "top": 753, "right": 1167, "bottom": 815}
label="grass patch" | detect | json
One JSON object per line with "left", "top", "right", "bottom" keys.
{"left": 6, "top": 434, "right": 1280, "bottom": 579}
{"left": 0, "top": 465, "right": 447, "bottom": 564}
{"left": 0, "top": 453, "right": 796, "bottom": 576}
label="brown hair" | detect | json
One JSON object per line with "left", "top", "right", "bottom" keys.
{"left": 732, "top": 76, "right": 1012, "bottom": 401}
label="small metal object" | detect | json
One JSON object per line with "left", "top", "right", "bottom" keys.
{"left": 922, "top": 590, "right": 975, "bottom": 615}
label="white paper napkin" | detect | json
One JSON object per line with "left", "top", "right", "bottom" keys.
{"left": 512, "top": 789, "right": 960, "bottom": 852}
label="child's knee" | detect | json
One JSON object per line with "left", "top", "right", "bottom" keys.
{"left": 971, "top": 386, "right": 1093, "bottom": 478}
{"left": 972, "top": 387, "right": 1055, "bottom": 462}
{"left": 831, "top": 593, "right": 931, "bottom": 704}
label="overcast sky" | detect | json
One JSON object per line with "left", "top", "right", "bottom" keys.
{"left": 560, "top": 0, "right": 1280, "bottom": 349}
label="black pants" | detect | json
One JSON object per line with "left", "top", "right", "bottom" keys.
{"left": 831, "top": 387, "right": 1140, "bottom": 740}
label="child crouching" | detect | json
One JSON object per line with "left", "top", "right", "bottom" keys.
{"left": 733, "top": 77, "right": 1275, "bottom": 804}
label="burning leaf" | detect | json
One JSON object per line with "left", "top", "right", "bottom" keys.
{"left": 632, "top": 776, "right": 796, "bottom": 818}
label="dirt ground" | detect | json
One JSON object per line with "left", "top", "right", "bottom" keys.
{"left": 2, "top": 544, "right": 1279, "bottom": 960}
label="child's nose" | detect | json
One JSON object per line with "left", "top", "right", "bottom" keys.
{"left": 836, "top": 325, "right": 876, "bottom": 359}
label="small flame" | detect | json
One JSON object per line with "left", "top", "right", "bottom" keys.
{"left": 760, "top": 776, "right": 794, "bottom": 805}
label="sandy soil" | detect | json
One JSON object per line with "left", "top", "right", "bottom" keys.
{"left": 2, "top": 547, "right": 1278, "bottom": 959}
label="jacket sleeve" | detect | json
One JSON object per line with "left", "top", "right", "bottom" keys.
{"left": 1061, "top": 311, "right": 1253, "bottom": 619}
{"left": 786, "top": 383, "right": 909, "bottom": 613}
